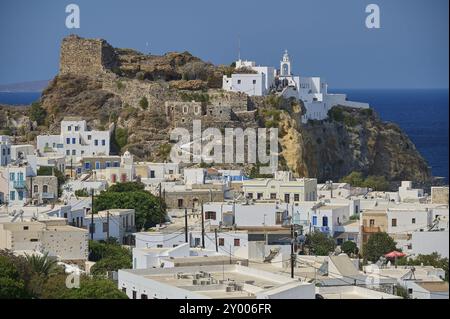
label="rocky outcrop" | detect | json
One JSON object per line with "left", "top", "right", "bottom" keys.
{"left": 280, "top": 106, "right": 431, "bottom": 182}
{"left": 1, "top": 35, "right": 431, "bottom": 183}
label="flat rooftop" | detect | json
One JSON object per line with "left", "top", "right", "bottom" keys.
{"left": 120, "top": 264, "right": 306, "bottom": 299}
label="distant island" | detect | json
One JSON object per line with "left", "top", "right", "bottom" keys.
{"left": 0, "top": 80, "right": 50, "bottom": 93}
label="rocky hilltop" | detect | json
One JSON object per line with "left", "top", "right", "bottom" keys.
{"left": 0, "top": 35, "right": 431, "bottom": 183}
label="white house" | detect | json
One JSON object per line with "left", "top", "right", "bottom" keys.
{"left": 222, "top": 59, "right": 275, "bottom": 96}
{"left": 0, "top": 135, "right": 11, "bottom": 167}
{"left": 118, "top": 264, "right": 315, "bottom": 299}
{"left": 37, "top": 117, "right": 111, "bottom": 162}
{"left": 87, "top": 209, "right": 135, "bottom": 244}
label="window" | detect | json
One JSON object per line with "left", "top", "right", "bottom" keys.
{"left": 141, "top": 294, "right": 148, "bottom": 299}
{"left": 87, "top": 135, "right": 92, "bottom": 140}
{"left": 18, "top": 191, "right": 23, "bottom": 200}
{"left": 43, "top": 185, "right": 48, "bottom": 193}
{"left": 294, "top": 194, "right": 300, "bottom": 202}
{"left": 94, "top": 140, "right": 98, "bottom": 146}
{"left": 9, "top": 172, "right": 15, "bottom": 181}
{"left": 234, "top": 239, "right": 240, "bottom": 246}
{"left": 247, "top": 193, "right": 253, "bottom": 199}
{"left": 75, "top": 126, "right": 79, "bottom": 131}
{"left": 132, "top": 291, "right": 137, "bottom": 299}
{"left": 23, "top": 226, "right": 29, "bottom": 230}
{"left": 219, "top": 238, "right": 225, "bottom": 246}
{"left": 121, "top": 287, "right": 126, "bottom": 293}
{"left": 205, "top": 211, "right": 216, "bottom": 220}
{"left": 106, "top": 161, "right": 111, "bottom": 168}
{"left": 157, "top": 244, "right": 163, "bottom": 248}
{"left": 120, "top": 174, "right": 127, "bottom": 182}
{"left": 66, "top": 138, "right": 70, "bottom": 144}
{"left": 72, "top": 150, "right": 76, "bottom": 155}
{"left": 369, "top": 219, "right": 375, "bottom": 227}
{"left": 33, "top": 185, "right": 38, "bottom": 193}
{"left": 150, "top": 170, "right": 155, "bottom": 178}
{"left": 183, "top": 106, "right": 188, "bottom": 114}
{"left": 312, "top": 216, "right": 317, "bottom": 226}
{"left": 66, "top": 150, "right": 70, "bottom": 156}
{"left": 84, "top": 162, "right": 91, "bottom": 170}
{"left": 68, "top": 126, "right": 72, "bottom": 131}
{"left": 113, "top": 161, "right": 120, "bottom": 167}
{"left": 412, "top": 218, "right": 416, "bottom": 224}
{"left": 177, "top": 199, "right": 184, "bottom": 208}
{"left": 10, "top": 191, "right": 15, "bottom": 201}
{"left": 30, "top": 239, "right": 38, "bottom": 242}
{"left": 284, "top": 194, "right": 290, "bottom": 203}
{"left": 322, "top": 216, "right": 328, "bottom": 227}
{"left": 103, "top": 222, "right": 109, "bottom": 233}
{"left": 237, "top": 79, "right": 241, "bottom": 84}
{"left": 257, "top": 193, "right": 263, "bottom": 200}
{"left": 270, "top": 193, "right": 277, "bottom": 200}
{"left": 392, "top": 219, "right": 397, "bottom": 227}
{"left": 253, "top": 80, "right": 256, "bottom": 84}
{"left": 169, "top": 170, "right": 174, "bottom": 174}
{"left": 408, "top": 288, "right": 413, "bottom": 294}
{"left": 111, "top": 174, "right": 117, "bottom": 183}
{"left": 95, "top": 162, "right": 101, "bottom": 169}
{"left": 72, "top": 138, "right": 76, "bottom": 144}
{"left": 276, "top": 212, "right": 283, "bottom": 225}
{"left": 194, "top": 238, "right": 201, "bottom": 247}
{"left": 102, "top": 139, "right": 106, "bottom": 146}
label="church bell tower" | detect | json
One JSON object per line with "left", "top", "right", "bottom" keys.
{"left": 280, "top": 49, "right": 291, "bottom": 76}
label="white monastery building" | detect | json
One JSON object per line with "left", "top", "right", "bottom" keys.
{"left": 222, "top": 50, "right": 369, "bottom": 122}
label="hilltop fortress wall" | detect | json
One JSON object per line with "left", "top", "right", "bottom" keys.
{"left": 59, "top": 34, "right": 119, "bottom": 76}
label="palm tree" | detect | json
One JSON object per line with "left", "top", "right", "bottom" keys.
{"left": 25, "top": 252, "right": 58, "bottom": 276}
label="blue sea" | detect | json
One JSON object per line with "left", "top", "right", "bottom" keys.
{"left": 0, "top": 92, "right": 41, "bottom": 105}
{"left": 0, "top": 90, "right": 448, "bottom": 181}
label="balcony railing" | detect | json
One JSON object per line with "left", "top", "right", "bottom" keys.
{"left": 362, "top": 226, "right": 381, "bottom": 233}
{"left": 41, "top": 192, "right": 55, "bottom": 199}
{"left": 13, "top": 180, "right": 27, "bottom": 189}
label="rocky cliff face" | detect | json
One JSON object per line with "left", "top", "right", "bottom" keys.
{"left": 0, "top": 35, "right": 432, "bottom": 183}
{"left": 278, "top": 107, "right": 430, "bottom": 182}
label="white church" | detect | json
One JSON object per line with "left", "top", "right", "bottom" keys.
{"left": 222, "top": 50, "right": 369, "bottom": 122}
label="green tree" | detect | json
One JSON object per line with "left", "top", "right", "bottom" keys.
{"left": 24, "top": 252, "right": 59, "bottom": 277}
{"left": 29, "top": 102, "right": 47, "bottom": 125}
{"left": 341, "top": 241, "right": 359, "bottom": 256}
{"left": 139, "top": 97, "right": 149, "bottom": 110}
{"left": 340, "top": 171, "right": 365, "bottom": 187}
{"left": 75, "top": 188, "right": 89, "bottom": 197}
{"left": 0, "top": 255, "right": 29, "bottom": 299}
{"left": 114, "top": 127, "right": 128, "bottom": 151}
{"left": 108, "top": 181, "right": 145, "bottom": 192}
{"left": 93, "top": 182, "right": 166, "bottom": 230}
{"left": 306, "top": 232, "right": 336, "bottom": 256}
{"left": 41, "top": 275, "right": 128, "bottom": 299}
{"left": 363, "top": 232, "right": 397, "bottom": 262}
{"left": 363, "top": 175, "right": 389, "bottom": 191}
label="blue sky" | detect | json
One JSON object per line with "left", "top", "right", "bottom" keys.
{"left": 0, "top": 0, "right": 448, "bottom": 88}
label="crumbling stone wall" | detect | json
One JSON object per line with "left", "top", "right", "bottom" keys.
{"left": 60, "top": 34, "right": 118, "bottom": 76}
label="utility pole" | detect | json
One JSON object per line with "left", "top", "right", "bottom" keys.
{"left": 290, "top": 222, "right": 295, "bottom": 279}
{"left": 229, "top": 244, "right": 232, "bottom": 265}
{"left": 214, "top": 228, "right": 218, "bottom": 252}
{"left": 201, "top": 201, "right": 205, "bottom": 249}
{"left": 70, "top": 157, "right": 73, "bottom": 179}
{"left": 184, "top": 207, "right": 188, "bottom": 243}
{"left": 90, "top": 189, "right": 95, "bottom": 240}
{"left": 106, "top": 210, "right": 110, "bottom": 242}
{"left": 30, "top": 176, "right": 33, "bottom": 202}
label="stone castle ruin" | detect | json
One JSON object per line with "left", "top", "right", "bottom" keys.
{"left": 59, "top": 34, "right": 119, "bottom": 76}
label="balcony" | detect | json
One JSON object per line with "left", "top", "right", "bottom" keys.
{"left": 362, "top": 226, "right": 381, "bottom": 233}
{"left": 13, "top": 180, "right": 27, "bottom": 189}
{"left": 41, "top": 192, "right": 55, "bottom": 199}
